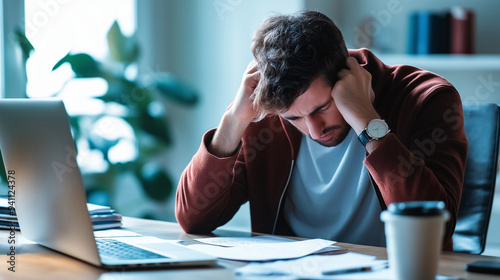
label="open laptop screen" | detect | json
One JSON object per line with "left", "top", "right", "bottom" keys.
{"left": 0, "top": 99, "right": 101, "bottom": 266}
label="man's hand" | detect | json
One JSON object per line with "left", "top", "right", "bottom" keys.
{"left": 331, "top": 57, "right": 380, "bottom": 135}
{"left": 208, "top": 61, "right": 262, "bottom": 157}
{"left": 226, "top": 60, "right": 261, "bottom": 123}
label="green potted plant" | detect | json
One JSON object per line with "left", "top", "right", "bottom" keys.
{"left": 10, "top": 21, "right": 198, "bottom": 218}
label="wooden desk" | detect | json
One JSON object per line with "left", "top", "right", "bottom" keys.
{"left": 1, "top": 217, "right": 499, "bottom": 280}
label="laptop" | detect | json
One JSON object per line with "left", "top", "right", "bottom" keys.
{"left": 0, "top": 99, "right": 217, "bottom": 269}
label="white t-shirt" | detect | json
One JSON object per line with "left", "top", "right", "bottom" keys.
{"left": 283, "top": 129, "right": 386, "bottom": 247}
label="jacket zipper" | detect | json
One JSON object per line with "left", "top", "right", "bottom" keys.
{"left": 272, "top": 159, "right": 295, "bottom": 234}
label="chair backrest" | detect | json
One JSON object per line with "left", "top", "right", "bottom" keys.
{"left": 453, "top": 103, "right": 500, "bottom": 254}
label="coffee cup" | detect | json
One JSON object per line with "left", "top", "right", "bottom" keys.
{"left": 381, "top": 201, "right": 449, "bottom": 280}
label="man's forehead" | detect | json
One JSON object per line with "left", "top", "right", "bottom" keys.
{"left": 281, "top": 77, "right": 333, "bottom": 119}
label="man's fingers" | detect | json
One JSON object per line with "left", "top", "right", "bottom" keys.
{"left": 337, "top": 68, "right": 348, "bottom": 79}
{"left": 345, "top": 56, "right": 358, "bottom": 70}
{"left": 246, "top": 60, "right": 258, "bottom": 72}
{"left": 245, "top": 70, "right": 261, "bottom": 90}
{"left": 338, "top": 56, "right": 367, "bottom": 80}
{"left": 243, "top": 62, "right": 261, "bottom": 89}
{"left": 249, "top": 69, "right": 260, "bottom": 80}
{"left": 337, "top": 57, "right": 354, "bottom": 79}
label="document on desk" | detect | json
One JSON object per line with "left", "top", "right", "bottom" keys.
{"left": 193, "top": 235, "right": 346, "bottom": 256}
{"left": 194, "top": 234, "right": 294, "bottom": 246}
{"left": 235, "top": 252, "right": 381, "bottom": 278}
{"left": 187, "top": 237, "right": 334, "bottom": 261}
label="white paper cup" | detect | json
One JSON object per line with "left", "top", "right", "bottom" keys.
{"left": 381, "top": 201, "right": 449, "bottom": 280}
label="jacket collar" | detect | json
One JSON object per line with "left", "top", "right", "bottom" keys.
{"left": 278, "top": 116, "right": 302, "bottom": 160}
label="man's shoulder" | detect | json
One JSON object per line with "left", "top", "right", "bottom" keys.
{"left": 350, "top": 48, "right": 455, "bottom": 91}
{"left": 351, "top": 48, "right": 458, "bottom": 101}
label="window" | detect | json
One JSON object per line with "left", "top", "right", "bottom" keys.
{"left": 24, "top": 0, "right": 136, "bottom": 172}
{"left": 25, "top": 0, "right": 135, "bottom": 97}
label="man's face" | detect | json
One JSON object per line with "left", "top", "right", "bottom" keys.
{"left": 281, "top": 75, "right": 351, "bottom": 147}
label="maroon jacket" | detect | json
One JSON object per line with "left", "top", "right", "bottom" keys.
{"left": 175, "top": 49, "right": 468, "bottom": 251}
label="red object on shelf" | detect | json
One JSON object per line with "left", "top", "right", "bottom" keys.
{"left": 450, "top": 7, "right": 475, "bottom": 54}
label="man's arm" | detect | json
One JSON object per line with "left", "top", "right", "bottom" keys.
{"left": 209, "top": 60, "right": 261, "bottom": 157}
{"left": 331, "top": 57, "right": 466, "bottom": 249}
{"left": 364, "top": 90, "right": 467, "bottom": 250}
{"left": 175, "top": 61, "right": 262, "bottom": 233}
{"left": 331, "top": 57, "right": 380, "bottom": 137}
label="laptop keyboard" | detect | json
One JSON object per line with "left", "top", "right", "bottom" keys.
{"left": 96, "top": 238, "right": 170, "bottom": 262}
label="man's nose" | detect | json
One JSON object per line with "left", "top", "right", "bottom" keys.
{"left": 305, "top": 115, "right": 324, "bottom": 140}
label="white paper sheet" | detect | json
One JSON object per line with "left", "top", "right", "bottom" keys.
{"left": 194, "top": 235, "right": 345, "bottom": 255}
{"left": 235, "top": 252, "right": 379, "bottom": 278}
{"left": 187, "top": 238, "right": 334, "bottom": 261}
{"left": 195, "top": 235, "right": 295, "bottom": 247}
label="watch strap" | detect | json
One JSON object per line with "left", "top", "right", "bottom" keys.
{"left": 358, "top": 129, "right": 371, "bottom": 146}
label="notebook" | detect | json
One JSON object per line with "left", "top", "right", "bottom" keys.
{"left": 0, "top": 99, "right": 217, "bottom": 269}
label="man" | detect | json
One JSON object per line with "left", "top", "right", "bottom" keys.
{"left": 175, "top": 11, "right": 467, "bottom": 250}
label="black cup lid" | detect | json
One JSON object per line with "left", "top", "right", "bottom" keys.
{"left": 387, "top": 201, "right": 446, "bottom": 216}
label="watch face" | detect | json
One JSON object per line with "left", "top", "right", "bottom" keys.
{"left": 367, "top": 119, "right": 389, "bottom": 138}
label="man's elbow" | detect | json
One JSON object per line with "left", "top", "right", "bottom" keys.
{"left": 175, "top": 205, "right": 216, "bottom": 234}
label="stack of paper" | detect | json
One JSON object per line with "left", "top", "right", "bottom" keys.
{"left": 87, "top": 203, "right": 123, "bottom": 230}
{"left": 187, "top": 235, "right": 346, "bottom": 261}
{"left": 0, "top": 198, "right": 16, "bottom": 229}
{"left": 0, "top": 198, "right": 122, "bottom": 231}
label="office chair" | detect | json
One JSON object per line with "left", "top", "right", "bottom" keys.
{"left": 453, "top": 103, "right": 500, "bottom": 254}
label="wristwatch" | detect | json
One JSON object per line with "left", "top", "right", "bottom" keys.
{"left": 358, "top": 119, "right": 390, "bottom": 146}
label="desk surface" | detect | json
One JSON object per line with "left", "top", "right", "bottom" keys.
{"left": 1, "top": 217, "right": 499, "bottom": 280}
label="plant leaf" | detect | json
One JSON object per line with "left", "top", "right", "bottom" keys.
{"left": 14, "top": 28, "right": 34, "bottom": 61}
{"left": 69, "top": 116, "right": 81, "bottom": 141}
{"left": 107, "top": 21, "right": 140, "bottom": 64}
{"left": 153, "top": 74, "right": 199, "bottom": 106}
{"left": 52, "top": 53, "right": 102, "bottom": 78}
{"left": 99, "top": 78, "right": 154, "bottom": 113}
{"left": 137, "top": 163, "right": 173, "bottom": 202}
{"left": 139, "top": 109, "right": 172, "bottom": 145}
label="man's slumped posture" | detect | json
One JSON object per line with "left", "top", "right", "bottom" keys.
{"left": 175, "top": 11, "right": 468, "bottom": 250}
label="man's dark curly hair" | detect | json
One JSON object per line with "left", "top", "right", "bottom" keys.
{"left": 251, "top": 11, "right": 348, "bottom": 120}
